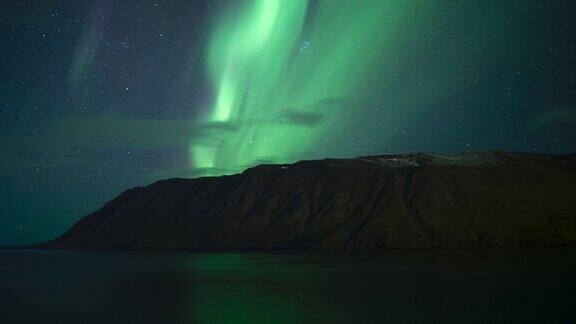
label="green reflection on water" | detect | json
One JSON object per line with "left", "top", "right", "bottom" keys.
{"left": 187, "top": 253, "right": 309, "bottom": 323}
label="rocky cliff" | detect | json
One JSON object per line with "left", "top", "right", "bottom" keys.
{"left": 42, "top": 151, "right": 576, "bottom": 250}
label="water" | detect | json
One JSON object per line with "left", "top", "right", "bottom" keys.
{"left": 1, "top": 248, "right": 575, "bottom": 323}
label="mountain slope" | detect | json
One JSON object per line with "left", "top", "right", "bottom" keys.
{"left": 42, "top": 151, "right": 576, "bottom": 250}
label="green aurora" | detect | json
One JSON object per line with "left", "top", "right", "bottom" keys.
{"left": 190, "top": 0, "right": 407, "bottom": 175}
{"left": 189, "top": 0, "right": 507, "bottom": 176}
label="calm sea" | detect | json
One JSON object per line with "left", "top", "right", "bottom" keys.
{"left": 1, "top": 248, "right": 575, "bottom": 323}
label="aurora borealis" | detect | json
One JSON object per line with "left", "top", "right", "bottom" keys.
{"left": 194, "top": 0, "right": 397, "bottom": 174}
{"left": 194, "top": 1, "right": 422, "bottom": 174}
{"left": 191, "top": 0, "right": 576, "bottom": 175}
{"left": 1, "top": 0, "right": 576, "bottom": 245}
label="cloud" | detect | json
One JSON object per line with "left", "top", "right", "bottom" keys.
{"left": 0, "top": 114, "right": 200, "bottom": 175}
{"left": 39, "top": 114, "right": 197, "bottom": 149}
{"left": 276, "top": 108, "right": 325, "bottom": 127}
{"left": 528, "top": 105, "right": 576, "bottom": 129}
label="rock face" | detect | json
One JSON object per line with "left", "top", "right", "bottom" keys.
{"left": 42, "top": 151, "right": 576, "bottom": 250}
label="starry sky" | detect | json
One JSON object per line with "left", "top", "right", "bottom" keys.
{"left": 1, "top": 0, "right": 575, "bottom": 246}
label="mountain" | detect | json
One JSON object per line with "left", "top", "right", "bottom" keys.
{"left": 41, "top": 151, "right": 576, "bottom": 250}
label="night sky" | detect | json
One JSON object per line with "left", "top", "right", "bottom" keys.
{"left": 1, "top": 0, "right": 575, "bottom": 246}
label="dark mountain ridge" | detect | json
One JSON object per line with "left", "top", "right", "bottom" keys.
{"left": 41, "top": 151, "right": 576, "bottom": 250}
